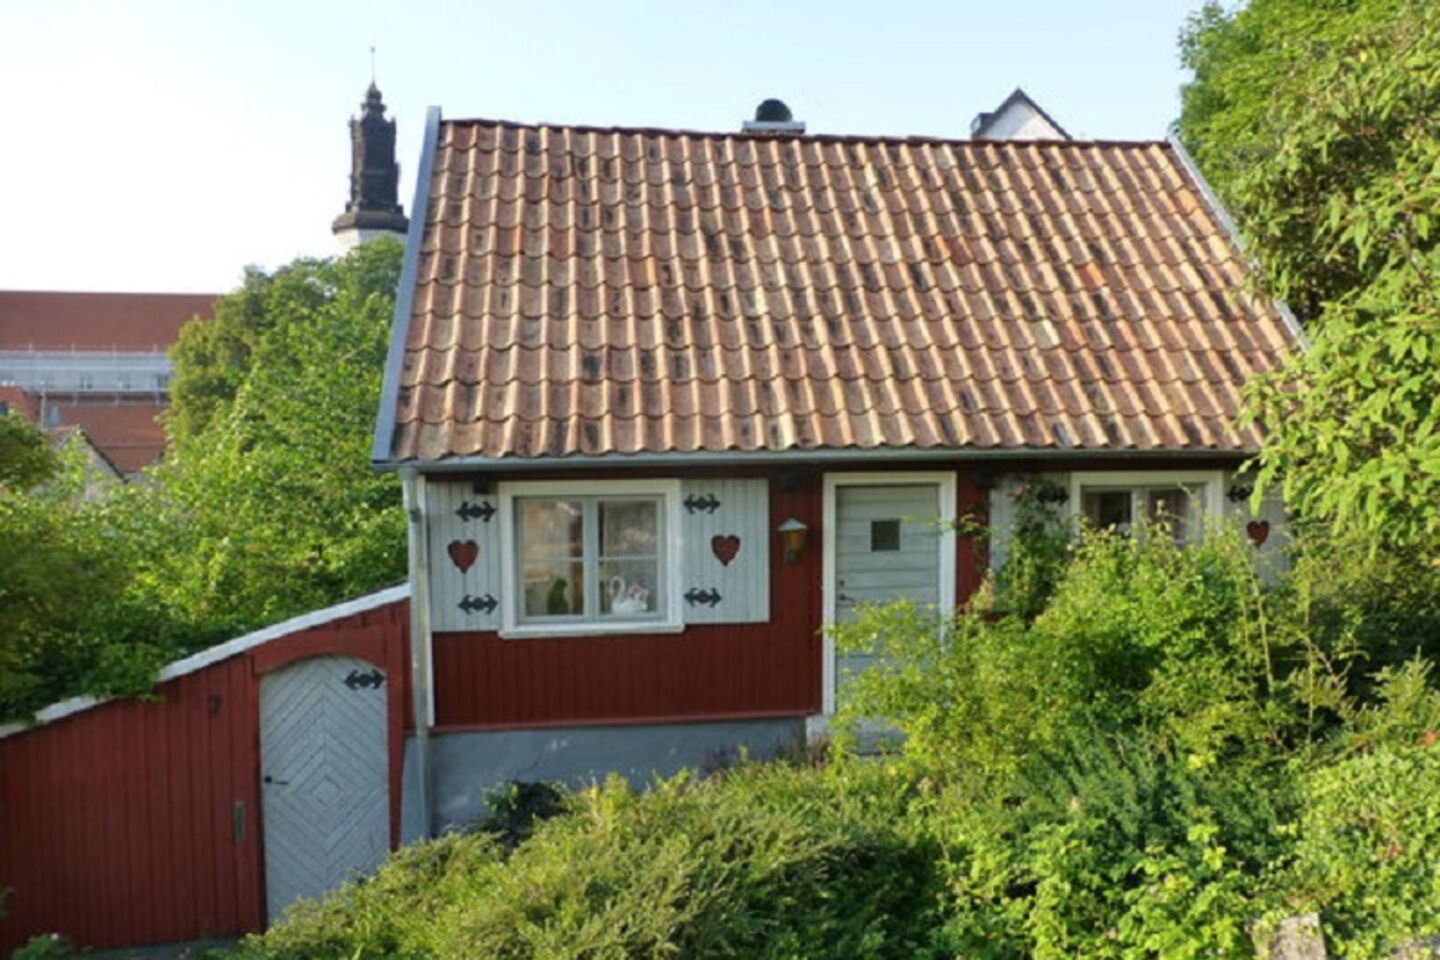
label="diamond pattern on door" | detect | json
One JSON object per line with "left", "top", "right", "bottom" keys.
{"left": 260, "top": 656, "right": 388, "bottom": 922}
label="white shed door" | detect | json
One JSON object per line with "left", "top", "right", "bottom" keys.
{"left": 834, "top": 484, "right": 943, "bottom": 694}
{"left": 260, "top": 656, "right": 388, "bottom": 922}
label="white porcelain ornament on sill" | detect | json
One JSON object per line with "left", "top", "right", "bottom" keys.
{"left": 608, "top": 576, "right": 651, "bottom": 615}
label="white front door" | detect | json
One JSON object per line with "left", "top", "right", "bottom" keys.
{"left": 260, "top": 656, "right": 389, "bottom": 922}
{"left": 824, "top": 474, "right": 956, "bottom": 713}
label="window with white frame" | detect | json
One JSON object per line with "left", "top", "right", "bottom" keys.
{"left": 504, "top": 481, "right": 679, "bottom": 634}
{"left": 1070, "top": 471, "right": 1222, "bottom": 546}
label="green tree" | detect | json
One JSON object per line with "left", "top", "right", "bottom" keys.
{"left": 0, "top": 240, "right": 406, "bottom": 721}
{"left": 126, "top": 238, "right": 407, "bottom": 637}
{"left": 0, "top": 410, "right": 59, "bottom": 490}
{"left": 0, "top": 432, "right": 161, "bottom": 719}
{"left": 1179, "top": 0, "right": 1440, "bottom": 556}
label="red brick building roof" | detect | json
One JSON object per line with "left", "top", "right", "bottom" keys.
{"left": 379, "top": 118, "right": 1297, "bottom": 464}
{"left": 47, "top": 401, "right": 170, "bottom": 474}
{"left": 0, "top": 291, "right": 216, "bottom": 351}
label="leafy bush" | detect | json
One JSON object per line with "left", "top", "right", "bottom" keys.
{"left": 234, "top": 763, "right": 946, "bottom": 960}
{"left": 1270, "top": 742, "right": 1440, "bottom": 957}
{"left": 223, "top": 518, "right": 1440, "bottom": 959}
{"left": 829, "top": 522, "right": 1440, "bottom": 956}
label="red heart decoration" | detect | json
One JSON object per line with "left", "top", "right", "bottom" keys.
{"left": 711, "top": 535, "right": 741, "bottom": 566}
{"left": 1246, "top": 520, "right": 1270, "bottom": 547}
{"left": 447, "top": 539, "right": 479, "bottom": 573}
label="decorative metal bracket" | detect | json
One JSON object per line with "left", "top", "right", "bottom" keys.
{"left": 1226, "top": 484, "right": 1254, "bottom": 503}
{"left": 683, "top": 494, "right": 721, "bottom": 514}
{"left": 459, "top": 593, "right": 499, "bottom": 615}
{"left": 684, "top": 587, "right": 723, "bottom": 607}
{"left": 457, "top": 500, "right": 496, "bottom": 522}
{"left": 343, "top": 668, "right": 384, "bottom": 690}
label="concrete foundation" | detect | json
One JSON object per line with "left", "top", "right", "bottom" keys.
{"left": 400, "top": 716, "right": 807, "bottom": 839}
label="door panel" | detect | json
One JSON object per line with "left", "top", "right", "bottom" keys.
{"left": 260, "top": 656, "right": 388, "bottom": 922}
{"left": 834, "top": 484, "right": 943, "bottom": 694}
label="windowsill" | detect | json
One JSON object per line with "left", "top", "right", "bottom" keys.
{"left": 499, "top": 620, "right": 685, "bottom": 641}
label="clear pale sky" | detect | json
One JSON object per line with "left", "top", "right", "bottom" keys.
{"left": 0, "top": 0, "right": 1205, "bottom": 293}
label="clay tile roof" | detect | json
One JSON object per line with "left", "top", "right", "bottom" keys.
{"left": 378, "top": 118, "right": 1297, "bottom": 464}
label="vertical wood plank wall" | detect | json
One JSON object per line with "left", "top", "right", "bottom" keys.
{"left": 431, "top": 466, "right": 991, "bottom": 728}
{"left": 0, "top": 599, "right": 410, "bottom": 954}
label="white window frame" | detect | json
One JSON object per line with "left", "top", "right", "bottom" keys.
{"left": 498, "top": 478, "right": 684, "bottom": 639}
{"left": 1067, "top": 470, "right": 1225, "bottom": 538}
{"left": 820, "top": 471, "right": 958, "bottom": 715}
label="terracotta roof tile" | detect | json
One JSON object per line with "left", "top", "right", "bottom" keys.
{"left": 382, "top": 120, "right": 1296, "bottom": 462}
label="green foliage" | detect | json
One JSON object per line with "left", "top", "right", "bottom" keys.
{"left": 9, "top": 933, "right": 78, "bottom": 960}
{"left": 981, "top": 477, "right": 1073, "bottom": 620}
{"left": 222, "top": 515, "right": 1440, "bottom": 959}
{"left": 1180, "top": 0, "right": 1440, "bottom": 556}
{"left": 0, "top": 411, "right": 59, "bottom": 490}
{"left": 233, "top": 763, "right": 947, "bottom": 960}
{"left": 474, "top": 780, "right": 570, "bottom": 849}
{"left": 831, "top": 521, "right": 1440, "bottom": 955}
{"left": 0, "top": 438, "right": 165, "bottom": 719}
{"left": 0, "top": 240, "right": 406, "bottom": 722}
{"left": 1271, "top": 742, "right": 1440, "bottom": 957}
{"left": 122, "top": 238, "right": 407, "bottom": 635}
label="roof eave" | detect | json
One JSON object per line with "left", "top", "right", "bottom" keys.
{"left": 374, "top": 446, "right": 1257, "bottom": 475}
{"left": 371, "top": 105, "right": 443, "bottom": 468}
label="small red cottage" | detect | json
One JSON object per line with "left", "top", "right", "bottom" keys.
{"left": 0, "top": 92, "right": 1299, "bottom": 955}
{"left": 373, "top": 98, "right": 1297, "bottom": 838}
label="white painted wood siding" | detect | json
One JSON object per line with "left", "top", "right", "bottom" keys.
{"left": 426, "top": 480, "right": 502, "bottom": 631}
{"left": 834, "top": 485, "right": 942, "bottom": 685}
{"left": 679, "top": 478, "right": 770, "bottom": 625}
{"left": 1223, "top": 469, "right": 1292, "bottom": 578}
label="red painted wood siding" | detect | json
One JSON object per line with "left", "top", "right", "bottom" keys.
{"left": 0, "top": 599, "right": 410, "bottom": 954}
{"left": 434, "top": 470, "right": 826, "bottom": 728}
{"left": 430, "top": 466, "right": 996, "bottom": 729}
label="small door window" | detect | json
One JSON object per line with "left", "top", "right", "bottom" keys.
{"left": 870, "top": 519, "right": 901, "bottom": 552}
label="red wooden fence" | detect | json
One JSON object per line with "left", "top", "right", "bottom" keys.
{"left": 0, "top": 595, "right": 409, "bottom": 954}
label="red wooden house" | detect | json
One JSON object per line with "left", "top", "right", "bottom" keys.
{"left": 0, "top": 94, "right": 1298, "bottom": 954}
{"left": 374, "top": 100, "right": 1297, "bottom": 839}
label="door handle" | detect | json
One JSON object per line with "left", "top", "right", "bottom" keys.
{"left": 263, "top": 774, "right": 289, "bottom": 786}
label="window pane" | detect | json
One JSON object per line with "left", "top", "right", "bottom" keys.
{"left": 599, "top": 559, "right": 660, "bottom": 616}
{"left": 870, "top": 519, "right": 901, "bottom": 552}
{"left": 522, "top": 560, "right": 585, "bottom": 617}
{"left": 1082, "top": 489, "right": 1132, "bottom": 531}
{"left": 1147, "top": 486, "right": 1202, "bottom": 544}
{"left": 599, "top": 499, "right": 658, "bottom": 557}
{"left": 519, "top": 500, "right": 583, "bottom": 558}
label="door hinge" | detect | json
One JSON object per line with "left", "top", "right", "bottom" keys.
{"left": 232, "top": 800, "right": 246, "bottom": 843}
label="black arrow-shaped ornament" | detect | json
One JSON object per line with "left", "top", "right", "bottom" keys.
{"left": 684, "top": 587, "right": 723, "bottom": 607}
{"left": 457, "top": 500, "right": 496, "bottom": 522}
{"left": 683, "top": 494, "right": 721, "bottom": 514}
{"left": 459, "top": 593, "right": 499, "bottom": 615}
{"left": 343, "top": 668, "right": 384, "bottom": 690}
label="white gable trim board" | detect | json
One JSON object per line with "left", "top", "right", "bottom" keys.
{"left": 0, "top": 584, "right": 411, "bottom": 740}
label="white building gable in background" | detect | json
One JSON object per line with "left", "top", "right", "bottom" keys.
{"left": 971, "top": 88, "right": 1069, "bottom": 141}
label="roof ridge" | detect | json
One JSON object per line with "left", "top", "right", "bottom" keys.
{"left": 439, "top": 115, "right": 1172, "bottom": 150}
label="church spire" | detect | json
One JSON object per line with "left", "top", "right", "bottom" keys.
{"left": 332, "top": 79, "right": 408, "bottom": 248}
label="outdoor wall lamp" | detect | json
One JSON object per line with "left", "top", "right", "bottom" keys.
{"left": 778, "top": 518, "right": 809, "bottom": 565}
